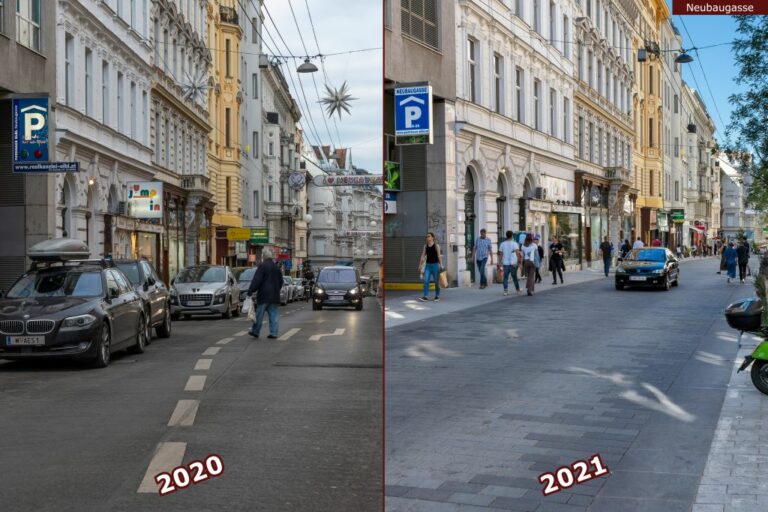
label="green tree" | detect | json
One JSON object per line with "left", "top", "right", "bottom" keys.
{"left": 727, "top": 16, "right": 768, "bottom": 328}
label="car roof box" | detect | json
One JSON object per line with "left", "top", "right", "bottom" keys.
{"left": 28, "top": 238, "right": 91, "bottom": 262}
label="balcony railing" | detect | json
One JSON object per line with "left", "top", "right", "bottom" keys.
{"left": 220, "top": 6, "right": 238, "bottom": 25}
{"left": 180, "top": 173, "right": 210, "bottom": 194}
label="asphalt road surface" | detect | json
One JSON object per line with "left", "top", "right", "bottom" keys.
{"left": 0, "top": 297, "right": 382, "bottom": 512}
{"left": 386, "top": 257, "right": 754, "bottom": 512}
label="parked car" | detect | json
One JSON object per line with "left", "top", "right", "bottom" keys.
{"left": 282, "top": 276, "right": 295, "bottom": 304}
{"left": 0, "top": 238, "right": 147, "bottom": 368}
{"left": 170, "top": 265, "right": 240, "bottom": 319}
{"left": 291, "top": 278, "right": 305, "bottom": 300}
{"left": 232, "top": 266, "right": 258, "bottom": 305}
{"left": 615, "top": 248, "right": 680, "bottom": 291}
{"left": 312, "top": 266, "right": 364, "bottom": 310}
{"left": 115, "top": 258, "right": 172, "bottom": 340}
{"left": 279, "top": 282, "right": 290, "bottom": 306}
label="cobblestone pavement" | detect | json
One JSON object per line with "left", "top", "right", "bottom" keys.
{"left": 386, "top": 257, "right": 754, "bottom": 511}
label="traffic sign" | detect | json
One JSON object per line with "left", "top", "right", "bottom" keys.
{"left": 395, "top": 85, "right": 432, "bottom": 145}
{"left": 13, "top": 97, "right": 49, "bottom": 163}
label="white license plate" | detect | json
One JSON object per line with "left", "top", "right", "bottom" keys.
{"left": 629, "top": 276, "right": 646, "bottom": 281}
{"left": 328, "top": 296, "right": 344, "bottom": 301}
{"left": 6, "top": 336, "right": 45, "bottom": 346}
{"left": 187, "top": 301, "right": 206, "bottom": 306}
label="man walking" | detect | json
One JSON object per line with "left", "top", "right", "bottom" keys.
{"left": 599, "top": 236, "right": 613, "bottom": 277}
{"left": 533, "top": 235, "right": 544, "bottom": 284}
{"left": 497, "top": 230, "right": 522, "bottom": 296}
{"left": 247, "top": 247, "right": 283, "bottom": 339}
{"left": 737, "top": 239, "right": 750, "bottom": 283}
{"left": 632, "top": 237, "right": 645, "bottom": 250}
{"left": 473, "top": 229, "right": 493, "bottom": 289}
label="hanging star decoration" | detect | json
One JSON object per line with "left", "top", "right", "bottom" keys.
{"left": 319, "top": 81, "right": 357, "bottom": 119}
{"left": 180, "top": 66, "right": 210, "bottom": 104}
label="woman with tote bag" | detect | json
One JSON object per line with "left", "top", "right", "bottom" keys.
{"left": 418, "top": 232, "right": 444, "bottom": 302}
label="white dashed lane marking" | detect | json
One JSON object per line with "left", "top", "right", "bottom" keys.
{"left": 194, "top": 359, "right": 212, "bottom": 371}
{"left": 278, "top": 328, "right": 301, "bottom": 341}
{"left": 184, "top": 375, "right": 206, "bottom": 391}
{"left": 167, "top": 400, "right": 199, "bottom": 427}
{"left": 202, "top": 347, "right": 221, "bottom": 356}
{"left": 309, "top": 328, "right": 346, "bottom": 341}
{"left": 137, "top": 442, "right": 186, "bottom": 493}
{"left": 216, "top": 337, "right": 234, "bottom": 345}
{"left": 234, "top": 330, "right": 248, "bottom": 336}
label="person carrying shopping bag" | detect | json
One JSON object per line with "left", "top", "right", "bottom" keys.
{"left": 418, "top": 232, "right": 444, "bottom": 302}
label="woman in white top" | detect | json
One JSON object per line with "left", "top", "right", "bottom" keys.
{"left": 521, "top": 234, "right": 538, "bottom": 296}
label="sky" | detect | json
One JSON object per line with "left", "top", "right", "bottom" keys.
{"left": 264, "top": 0, "right": 382, "bottom": 173}
{"left": 665, "top": 3, "right": 746, "bottom": 143}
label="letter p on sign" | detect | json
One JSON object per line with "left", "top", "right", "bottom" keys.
{"left": 404, "top": 106, "right": 422, "bottom": 128}
{"left": 24, "top": 113, "right": 45, "bottom": 141}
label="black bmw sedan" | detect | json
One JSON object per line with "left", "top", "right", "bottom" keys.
{"left": 0, "top": 250, "right": 147, "bottom": 368}
{"left": 615, "top": 248, "right": 680, "bottom": 291}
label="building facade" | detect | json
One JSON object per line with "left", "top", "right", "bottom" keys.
{"left": 208, "top": 0, "right": 244, "bottom": 265}
{"left": 384, "top": 0, "right": 457, "bottom": 286}
{"left": 573, "top": 0, "right": 636, "bottom": 263}
{"left": 0, "top": 0, "right": 58, "bottom": 291}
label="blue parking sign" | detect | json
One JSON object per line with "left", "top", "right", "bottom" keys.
{"left": 13, "top": 97, "right": 49, "bottom": 163}
{"left": 395, "top": 85, "right": 432, "bottom": 142}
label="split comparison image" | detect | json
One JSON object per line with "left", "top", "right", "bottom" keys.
{"left": 1, "top": 0, "right": 767, "bottom": 511}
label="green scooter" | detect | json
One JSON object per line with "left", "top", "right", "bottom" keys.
{"left": 726, "top": 298, "right": 768, "bottom": 395}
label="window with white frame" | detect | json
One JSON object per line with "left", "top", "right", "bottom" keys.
{"left": 164, "top": 118, "right": 170, "bottom": 167}
{"left": 467, "top": 38, "right": 477, "bottom": 103}
{"left": 597, "top": 127, "right": 603, "bottom": 165}
{"left": 587, "top": 50, "right": 593, "bottom": 87}
{"left": 102, "top": 62, "right": 110, "bottom": 125}
{"left": 515, "top": 0, "right": 524, "bottom": 18}
{"left": 577, "top": 42, "right": 583, "bottom": 80}
{"left": 0, "top": 0, "right": 5, "bottom": 35}
{"left": 674, "top": 136, "right": 679, "bottom": 157}
{"left": 252, "top": 131, "right": 259, "bottom": 158}
{"left": 588, "top": 122, "right": 594, "bottom": 161}
{"left": 252, "top": 73, "right": 258, "bottom": 99}
{"left": 117, "top": 72, "right": 124, "bottom": 133}
{"left": 142, "top": 91, "right": 148, "bottom": 145}
{"left": 549, "top": 1, "right": 556, "bottom": 45}
{"left": 549, "top": 88, "right": 556, "bottom": 137}
{"left": 130, "top": 82, "right": 136, "bottom": 139}
{"left": 533, "top": 0, "right": 541, "bottom": 33}
{"left": 563, "top": 15, "right": 570, "bottom": 59}
{"left": 253, "top": 190, "right": 259, "bottom": 218}
{"left": 578, "top": 116, "right": 584, "bottom": 158}
{"left": 597, "top": 60, "right": 603, "bottom": 96}
{"left": 85, "top": 48, "right": 93, "bottom": 116}
{"left": 65, "top": 33, "right": 74, "bottom": 105}
{"left": 172, "top": 39, "right": 177, "bottom": 77}
{"left": 493, "top": 53, "right": 502, "bottom": 114}
{"left": 163, "top": 30, "right": 169, "bottom": 73}
{"left": 17, "top": 0, "right": 41, "bottom": 51}
{"left": 563, "top": 97, "right": 570, "bottom": 143}
{"left": 268, "top": 141, "right": 274, "bottom": 156}
{"left": 533, "top": 78, "right": 541, "bottom": 130}
{"left": 515, "top": 67, "right": 524, "bottom": 123}
{"left": 252, "top": 17, "right": 259, "bottom": 43}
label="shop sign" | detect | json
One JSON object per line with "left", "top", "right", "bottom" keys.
{"left": 277, "top": 248, "right": 291, "bottom": 261}
{"left": 312, "top": 175, "right": 383, "bottom": 187}
{"left": 250, "top": 228, "right": 269, "bottom": 244}
{"left": 127, "top": 181, "right": 163, "bottom": 219}
{"left": 235, "top": 241, "right": 247, "bottom": 259}
{"left": 385, "top": 191, "right": 397, "bottom": 214}
{"left": 551, "top": 204, "right": 582, "bottom": 214}
{"left": 657, "top": 212, "right": 669, "bottom": 232}
{"left": 527, "top": 199, "right": 552, "bottom": 213}
{"left": 670, "top": 209, "right": 685, "bottom": 223}
{"left": 114, "top": 216, "right": 164, "bottom": 234}
{"left": 384, "top": 161, "right": 401, "bottom": 191}
{"left": 227, "top": 227, "right": 251, "bottom": 241}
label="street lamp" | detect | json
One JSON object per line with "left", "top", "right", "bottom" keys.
{"left": 297, "top": 58, "right": 318, "bottom": 73}
{"left": 675, "top": 51, "right": 694, "bottom": 64}
{"left": 304, "top": 214, "right": 313, "bottom": 223}
{"left": 370, "top": 220, "right": 377, "bottom": 227}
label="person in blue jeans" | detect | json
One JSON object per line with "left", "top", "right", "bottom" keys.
{"left": 247, "top": 247, "right": 283, "bottom": 338}
{"left": 497, "top": 230, "right": 522, "bottom": 295}
{"left": 599, "top": 236, "right": 613, "bottom": 277}
{"left": 473, "top": 229, "right": 494, "bottom": 289}
{"left": 418, "top": 232, "right": 443, "bottom": 302}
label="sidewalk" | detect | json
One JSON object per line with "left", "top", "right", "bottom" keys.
{"left": 385, "top": 256, "right": 715, "bottom": 329}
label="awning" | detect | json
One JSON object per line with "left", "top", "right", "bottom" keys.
{"left": 690, "top": 225, "right": 706, "bottom": 233}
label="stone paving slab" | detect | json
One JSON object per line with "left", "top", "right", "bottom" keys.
{"left": 387, "top": 257, "right": 752, "bottom": 511}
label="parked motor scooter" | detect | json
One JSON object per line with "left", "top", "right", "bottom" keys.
{"left": 725, "top": 298, "right": 768, "bottom": 395}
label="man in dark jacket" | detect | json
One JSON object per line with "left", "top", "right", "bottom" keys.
{"left": 247, "top": 247, "right": 283, "bottom": 338}
{"left": 736, "top": 239, "right": 751, "bottom": 283}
